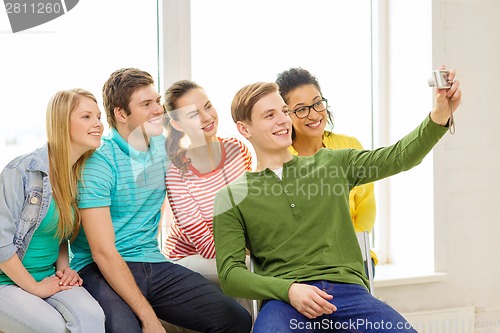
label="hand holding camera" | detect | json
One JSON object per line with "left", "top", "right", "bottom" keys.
{"left": 428, "top": 66, "right": 462, "bottom": 132}
{"left": 428, "top": 70, "right": 453, "bottom": 89}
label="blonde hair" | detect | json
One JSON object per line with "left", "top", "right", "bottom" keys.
{"left": 46, "top": 89, "right": 97, "bottom": 242}
{"left": 231, "top": 82, "right": 279, "bottom": 123}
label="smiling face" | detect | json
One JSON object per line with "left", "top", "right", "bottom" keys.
{"left": 119, "top": 84, "right": 164, "bottom": 140}
{"left": 170, "top": 87, "right": 218, "bottom": 144}
{"left": 286, "top": 84, "right": 328, "bottom": 140}
{"left": 69, "top": 96, "right": 103, "bottom": 158}
{"left": 238, "top": 91, "right": 292, "bottom": 154}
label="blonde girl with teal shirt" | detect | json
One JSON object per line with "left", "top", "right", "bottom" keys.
{"left": 0, "top": 89, "right": 105, "bottom": 332}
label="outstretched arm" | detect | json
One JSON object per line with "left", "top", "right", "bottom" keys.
{"left": 347, "top": 137, "right": 377, "bottom": 233}
{"left": 81, "top": 207, "right": 165, "bottom": 333}
{"left": 340, "top": 68, "right": 462, "bottom": 187}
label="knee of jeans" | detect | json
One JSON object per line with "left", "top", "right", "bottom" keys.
{"left": 217, "top": 305, "right": 252, "bottom": 333}
{"left": 88, "top": 303, "right": 106, "bottom": 324}
{"left": 55, "top": 290, "right": 106, "bottom": 329}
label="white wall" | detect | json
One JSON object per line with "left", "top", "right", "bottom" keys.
{"left": 375, "top": 0, "right": 500, "bottom": 321}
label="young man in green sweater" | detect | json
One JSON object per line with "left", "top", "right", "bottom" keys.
{"left": 213, "top": 68, "right": 461, "bottom": 332}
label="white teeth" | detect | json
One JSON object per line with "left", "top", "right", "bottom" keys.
{"left": 148, "top": 118, "right": 161, "bottom": 124}
{"left": 307, "top": 121, "right": 321, "bottom": 128}
{"left": 202, "top": 122, "right": 215, "bottom": 130}
{"left": 274, "top": 129, "right": 288, "bottom": 136}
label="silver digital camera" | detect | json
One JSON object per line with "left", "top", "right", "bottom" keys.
{"left": 428, "top": 70, "right": 452, "bottom": 89}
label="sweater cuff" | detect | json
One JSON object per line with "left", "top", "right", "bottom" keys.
{"left": 281, "top": 279, "right": 298, "bottom": 303}
{"left": 428, "top": 112, "right": 450, "bottom": 128}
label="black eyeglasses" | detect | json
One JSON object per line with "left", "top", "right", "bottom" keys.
{"left": 291, "top": 98, "right": 328, "bottom": 119}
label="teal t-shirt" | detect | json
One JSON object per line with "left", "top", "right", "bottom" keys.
{"left": 0, "top": 199, "right": 59, "bottom": 285}
{"left": 71, "top": 129, "right": 169, "bottom": 272}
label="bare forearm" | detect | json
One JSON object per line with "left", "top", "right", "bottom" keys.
{"left": 93, "top": 250, "right": 157, "bottom": 323}
{"left": 80, "top": 206, "right": 164, "bottom": 331}
{"left": 0, "top": 254, "right": 38, "bottom": 293}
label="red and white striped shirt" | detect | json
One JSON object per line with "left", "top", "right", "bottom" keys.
{"left": 164, "top": 137, "right": 252, "bottom": 259}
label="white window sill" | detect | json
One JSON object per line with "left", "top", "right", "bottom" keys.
{"left": 374, "top": 263, "right": 447, "bottom": 288}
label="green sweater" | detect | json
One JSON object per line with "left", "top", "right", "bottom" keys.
{"left": 213, "top": 115, "right": 447, "bottom": 303}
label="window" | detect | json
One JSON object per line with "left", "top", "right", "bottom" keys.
{"left": 0, "top": 0, "right": 160, "bottom": 169}
{"left": 373, "top": 0, "right": 435, "bottom": 275}
{"left": 190, "top": 0, "right": 373, "bottom": 149}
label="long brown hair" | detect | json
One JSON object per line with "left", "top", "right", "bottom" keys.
{"left": 46, "top": 89, "right": 98, "bottom": 241}
{"left": 163, "top": 80, "right": 202, "bottom": 173}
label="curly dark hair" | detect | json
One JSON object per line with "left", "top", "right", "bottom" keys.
{"left": 275, "top": 67, "right": 322, "bottom": 103}
{"left": 275, "top": 67, "right": 334, "bottom": 141}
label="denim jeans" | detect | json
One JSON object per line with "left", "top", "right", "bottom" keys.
{"left": 174, "top": 255, "right": 220, "bottom": 285}
{"left": 253, "top": 282, "right": 416, "bottom": 333}
{"left": 79, "top": 261, "right": 251, "bottom": 333}
{"left": 175, "top": 254, "right": 253, "bottom": 315}
{"left": 0, "top": 284, "right": 105, "bottom": 332}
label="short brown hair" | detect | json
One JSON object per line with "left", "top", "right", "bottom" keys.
{"left": 231, "top": 82, "right": 279, "bottom": 123}
{"left": 102, "top": 68, "right": 154, "bottom": 128}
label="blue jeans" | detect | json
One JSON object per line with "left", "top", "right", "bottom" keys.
{"left": 0, "top": 284, "right": 105, "bottom": 332}
{"left": 79, "top": 261, "right": 251, "bottom": 333}
{"left": 253, "top": 282, "right": 416, "bottom": 333}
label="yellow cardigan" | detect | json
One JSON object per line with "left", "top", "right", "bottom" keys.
{"left": 288, "top": 131, "right": 378, "bottom": 264}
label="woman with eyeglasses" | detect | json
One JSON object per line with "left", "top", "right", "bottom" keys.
{"left": 275, "top": 67, "right": 378, "bottom": 271}
{"left": 163, "top": 80, "right": 253, "bottom": 284}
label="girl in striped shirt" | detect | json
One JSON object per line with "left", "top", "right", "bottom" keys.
{"left": 163, "top": 80, "right": 252, "bottom": 284}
